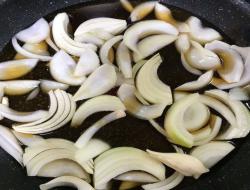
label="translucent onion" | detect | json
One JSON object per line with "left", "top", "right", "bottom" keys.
{"left": 175, "top": 34, "right": 190, "bottom": 53}
{"left": 115, "top": 171, "right": 158, "bottom": 183}
{"left": 74, "top": 33, "right": 104, "bottom": 47}
{"left": 45, "top": 21, "right": 59, "bottom": 52}
{"left": 74, "top": 49, "right": 100, "bottom": 76}
{"left": 133, "top": 34, "right": 177, "bottom": 62}
{"left": 74, "top": 17, "right": 127, "bottom": 37}
{"left": 49, "top": 50, "right": 86, "bottom": 86}
{"left": 0, "top": 125, "right": 23, "bottom": 165}
{"left": 100, "top": 35, "right": 123, "bottom": 64}
{"left": 0, "top": 80, "right": 40, "bottom": 95}
{"left": 136, "top": 54, "right": 172, "bottom": 105}
{"left": 16, "top": 18, "right": 50, "bottom": 43}
{"left": 0, "top": 59, "right": 38, "bottom": 80}
{"left": 40, "top": 176, "right": 94, "bottom": 190}
{"left": 116, "top": 41, "right": 132, "bottom": 78}
{"left": 180, "top": 53, "right": 202, "bottom": 75}
{"left": 130, "top": 1, "right": 156, "bottom": 22}
{"left": 124, "top": 20, "right": 178, "bottom": 53}
{"left": 187, "top": 16, "right": 222, "bottom": 44}
{"left": 175, "top": 70, "right": 213, "bottom": 91}
{"left": 205, "top": 40, "right": 244, "bottom": 83}
{"left": 71, "top": 95, "right": 125, "bottom": 127}
{"left": 229, "top": 86, "right": 250, "bottom": 101}
{"left": 118, "top": 84, "right": 166, "bottom": 119}
{"left": 94, "top": 147, "right": 166, "bottom": 189}
{"left": 75, "top": 110, "right": 126, "bottom": 148}
{"left": 73, "top": 64, "right": 117, "bottom": 101}
{"left": 132, "top": 59, "right": 147, "bottom": 78}
{"left": 52, "top": 13, "right": 97, "bottom": 56}
{"left": 26, "top": 88, "right": 40, "bottom": 101}
{"left": 147, "top": 150, "right": 209, "bottom": 178}
{"left": 120, "top": 0, "right": 134, "bottom": 12}
{"left": 12, "top": 131, "right": 44, "bottom": 147}
{"left": 120, "top": 181, "right": 139, "bottom": 190}
{"left": 231, "top": 45, "right": 250, "bottom": 61}
{"left": 40, "top": 79, "right": 69, "bottom": 93}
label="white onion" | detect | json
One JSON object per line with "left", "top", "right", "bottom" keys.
{"left": 74, "top": 33, "right": 104, "bottom": 47}
{"left": 229, "top": 86, "right": 250, "bottom": 101}
{"left": 124, "top": 20, "right": 178, "bottom": 53}
{"left": 74, "top": 49, "right": 100, "bottom": 76}
{"left": 45, "top": 21, "right": 59, "bottom": 52}
{"left": 130, "top": 1, "right": 156, "bottom": 22}
{"left": 40, "top": 176, "right": 94, "bottom": 190}
{"left": 75, "top": 110, "right": 126, "bottom": 148}
{"left": 73, "top": 64, "right": 117, "bottom": 101}
{"left": 0, "top": 58, "right": 38, "bottom": 80}
{"left": 40, "top": 79, "right": 69, "bottom": 93}
{"left": 231, "top": 45, "right": 250, "bottom": 61}
{"left": 132, "top": 59, "right": 146, "bottom": 78}
{"left": 26, "top": 88, "right": 40, "bottom": 101}
{"left": 16, "top": 18, "right": 50, "bottom": 44}
{"left": 71, "top": 95, "right": 125, "bottom": 127}
{"left": 115, "top": 171, "right": 158, "bottom": 183}
{"left": 175, "top": 34, "right": 190, "bottom": 53}
{"left": 120, "top": 0, "right": 134, "bottom": 12}
{"left": 12, "top": 131, "right": 45, "bottom": 147}
{"left": 180, "top": 53, "right": 202, "bottom": 75}
{"left": 49, "top": 50, "right": 86, "bottom": 86}
{"left": 118, "top": 84, "right": 166, "bottom": 119}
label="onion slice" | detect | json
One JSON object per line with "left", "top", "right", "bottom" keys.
{"left": 73, "top": 64, "right": 117, "bottom": 101}
{"left": 115, "top": 171, "right": 158, "bottom": 183}
{"left": 180, "top": 53, "right": 202, "bottom": 75}
{"left": 175, "top": 34, "right": 190, "bottom": 53}
{"left": 40, "top": 176, "right": 94, "bottom": 190}
{"left": 205, "top": 40, "right": 244, "bottom": 83}
{"left": 71, "top": 95, "right": 125, "bottom": 127}
{"left": 0, "top": 59, "right": 38, "bottom": 80}
{"left": 136, "top": 54, "right": 172, "bottom": 105}
{"left": 118, "top": 84, "right": 166, "bottom": 119}
{"left": 130, "top": 1, "right": 156, "bottom": 22}
{"left": 229, "top": 86, "right": 250, "bottom": 101}
{"left": 124, "top": 20, "right": 178, "bottom": 52}
{"left": 49, "top": 50, "right": 86, "bottom": 86}
{"left": 75, "top": 110, "right": 126, "bottom": 148}
{"left": 120, "top": 0, "right": 134, "bottom": 12}
{"left": 0, "top": 80, "right": 40, "bottom": 95}
{"left": 147, "top": 150, "right": 209, "bottom": 178}
{"left": 16, "top": 18, "right": 50, "bottom": 43}
{"left": 26, "top": 88, "right": 40, "bottom": 101}
{"left": 40, "top": 80, "right": 69, "bottom": 93}
{"left": 187, "top": 16, "right": 222, "bottom": 44}
{"left": 175, "top": 70, "right": 213, "bottom": 91}
{"left": 94, "top": 147, "right": 166, "bottom": 189}
{"left": 100, "top": 35, "right": 123, "bottom": 64}
{"left": 12, "top": 131, "right": 44, "bottom": 147}
{"left": 231, "top": 45, "right": 250, "bottom": 61}
{"left": 74, "top": 33, "right": 104, "bottom": 47}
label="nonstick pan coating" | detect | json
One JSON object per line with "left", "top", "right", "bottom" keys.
{"left": 0, "top": 0, "right": 249, "bottom": 190}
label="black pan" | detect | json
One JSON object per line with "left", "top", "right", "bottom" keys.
{"left": 0, "top": 0, "right": 249, "bottom": 190}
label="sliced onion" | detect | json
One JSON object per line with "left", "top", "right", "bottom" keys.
{"left": 148, "top": 119, "right": 166, "bottom": 136}
{"left": 0, "top": 104, "right": 48, "bottom": 123}
{"left": 94, "top": 147, "right": 166, "bottom": 189}
{"left": 120, "top": 0, "right": 134, "bottom": 12}
{"left": 88, "top": 29, "right": 114, "bottom": 41}
{"left": 130, "top": 1, "right": 156, "bottom": 22}
{"left": 118, "top": 84, "right": 166, "bottom": 119}
{"left": 0, "top": 80, "right": 40, "bottom": 95}
{"left": 136, "top": 54, "right": 172, "bottom": 105}
{"left": 124, "top": 20, "right": 178, "bottom": 53}
{"left": 52, "top": 13, "right": 97, "bottom": 56}
{"left": 191, "top": 141, "right": 234, "bottom": 178}
{"left": 13, "top": 90, "right": 76, "bottom": 134}
{"left": 12, "top": 131, "right": 44, "bottom": 147}
{"left": 75, "top": 17, "right": 127, "bottom": 37}
{"left": 205, "top": 40, "right": 244, "bottom": 83}
{"left": 49, "top": 50, "right": 86, "bottom": 86}
{"left": 142, "top": 172, "right": 184, "bottom": 190}
{"left": 1, "top": 97, "right": 9, "bottom": 106}
{"left": 75, "top": 110, "right": 126, "bottom": 148}
{"left": 229, "top": 86, "right": 250, "bottom": 101}
{"left": 74, "top": 49, "right": 100, "bottom": 76}
{"left": 231, "top": 45, "right": 250, "bottom": 61}
{"left": 175, "top": 70, "right": 213, "bottom": 91}
{"left": 45, "top": 21, "right": 59, "bottom": 52}
{"left": 73, "top": 64, "right": 117, "bottom": 101}
{"left": 40, "top": 79, "right": 69, "bottom": 93}
{"left": 38, "top": 160, "right": 90, "bottom": 181}
{"left": 187, "top": 16, "right": 222, "bottom": 44}
{"left": 192, "top": 125, "right": 211, "bottom": 142}
{"left": 12, "top": 37, "right": 52, "bottom": 61}
{"left": 116, "top": 41, "right": 132, "bottom": 78}
{"left": 180, "top": 53, "right": 202, "bottom": 75}
{"left": 133, "top": 34, "right": 177, "bottom": 61}
{"left": 16, "top": 18, "right": 50, "bottom": 43}
{"left": 173, "top": 91, "right": 190, "bottom": 102}
{"left": 0, "top": 59, "right": 38, "bottom": 80}
{"left": 132, "top": 59, "right": 147, "bottom": 78}
{"left": 75, "top": 139, "right": 110, "bottom": 163}
{"left": 71, "top": 95, "right": 125, "bottom": 127}
{"left": 154, "top": 2, "right": 177, "bottom": 25}
{"left": 26, "top": 88, "right": 40, "bottom": 101}
{"left": 120, "top": 181, "right": 139, "bottom": 190}
{"left": 100, "top": 35, "right": 123, "bottom": 64}
{"left": 40, "top": 176, "right": 94, "bottom": 190}
{"left": 175, "top": 34, "right": 190, "bottom": 53}
{"left": 147, "top": 150, "right": 209, "bottom": 178}
{"left": 115, "top": 171, "right": 158, "bottom": 183}
{"left": 185, "top": 41, "right": 221, "bottom": 70}
{"left": 74, "top": 33, "right": 104, "bottom": 47}
{"left": 0, "top": 125, "right": 23, "bottom": 165}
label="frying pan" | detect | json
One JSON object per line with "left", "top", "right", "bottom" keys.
{"left": 0, "top": 0, "right": 249, "bottom": 189}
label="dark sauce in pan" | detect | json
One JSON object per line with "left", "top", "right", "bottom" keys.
{"left": 0, "top": 1, "right": 249, "bottom": 190}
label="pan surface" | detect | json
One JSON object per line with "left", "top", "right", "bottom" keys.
{"left": 0, "top": 0, "right": 249, "bottom": 190}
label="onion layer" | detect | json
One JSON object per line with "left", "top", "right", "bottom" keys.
{"left": 130, "top": 1, "right": 156, "bottom": 22}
